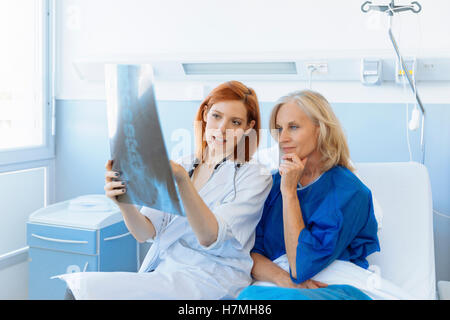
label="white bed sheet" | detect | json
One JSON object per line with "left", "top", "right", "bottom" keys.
{"left": 252, "top": 254, "right": 415, "bottom": 300}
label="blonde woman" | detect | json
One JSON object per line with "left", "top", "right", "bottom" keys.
{"left": 238, "top": 90, "right": 380, "bottom": 300}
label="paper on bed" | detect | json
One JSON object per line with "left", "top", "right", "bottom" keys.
{"left": 104, "top": 64, "right": 184, "bottom": 216}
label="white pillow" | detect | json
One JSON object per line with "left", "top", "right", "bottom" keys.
{"left": 350, "top": 160, "right": 383, "bottom": 231}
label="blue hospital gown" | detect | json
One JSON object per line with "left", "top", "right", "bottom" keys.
{"left": 239, "top": 165, "right": 380, "bottom": 299}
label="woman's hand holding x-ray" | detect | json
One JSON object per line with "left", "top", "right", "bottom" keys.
{"left": 279, "top": 153, "right": 308, "bottom": 195}
{"left": 104, "top": 159, "right": 156, "bottom": 242}
{"left": 104, "top": 159, "right": 126, "bottom": 205}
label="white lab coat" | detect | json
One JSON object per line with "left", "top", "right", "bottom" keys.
{"left": 55, "top": 155, "right": 272, "bottom": 299}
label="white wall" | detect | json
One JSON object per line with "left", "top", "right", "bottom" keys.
{"left": 58, "top": 0, "right": 450, "bottom": 56}
{"left": 56, "top": 0, "right": 450, "bottom": 101}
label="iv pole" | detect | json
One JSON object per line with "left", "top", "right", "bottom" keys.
{"left": 361, "top": 0, "right": 426, "bottom": 164}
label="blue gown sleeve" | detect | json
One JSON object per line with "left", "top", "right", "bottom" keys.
{"left": 291, "top": 187, "right": 378, "bottom": 283}
{"left": 250, "top": 211, "right": 266, "bottom": 257}
{"left": 346, "top": 190, "right": 380, "bottom": 269}
{"left": 251, "top": 174, "right": 281, "bottom": 258}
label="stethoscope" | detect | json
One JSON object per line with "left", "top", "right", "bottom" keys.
{"left": 188, "top": 155, "right": 242, "bottom": 202}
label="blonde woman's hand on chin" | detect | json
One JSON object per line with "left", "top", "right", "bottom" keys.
{"left": 279, "top": 153, "right": 308, "bottom": 196}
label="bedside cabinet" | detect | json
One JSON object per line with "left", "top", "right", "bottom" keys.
{"left": 27, "top": 194, "right": 138, "bottom": 300}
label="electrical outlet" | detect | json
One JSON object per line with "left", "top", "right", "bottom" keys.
{"left": 395, "top": 57, "right": 416, "bottom": 85}
{"left": 305, "top": 62, "right": 328, "bottom": 74}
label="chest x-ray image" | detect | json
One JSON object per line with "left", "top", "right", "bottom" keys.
{"left": 105, "top": 64, "right": 184, "bottom": 216}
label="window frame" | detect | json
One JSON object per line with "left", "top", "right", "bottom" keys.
{"left": 0, "top": 0, "right": 55, "bottom": 167}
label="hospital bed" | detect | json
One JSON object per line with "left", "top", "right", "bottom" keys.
{"left": 354, "top": 162, "right": 436, "bottom": 300}
{"left": 137, "top": 157, "right": 436, "bottom": 299}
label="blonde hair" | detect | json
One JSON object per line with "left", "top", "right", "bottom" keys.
{"left": 269, "top": 90, "right": 355, "bottom": 173}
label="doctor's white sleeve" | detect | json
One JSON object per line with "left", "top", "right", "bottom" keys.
{"left": 199, "top": 164, "right": 273, "bottom": 256}
{"left": 139, "top": 206, "right": 173, "bottom": 242}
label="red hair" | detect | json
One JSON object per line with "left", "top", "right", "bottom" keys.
{"left": 194, "top": 81, "right": 261, "bottom": 163}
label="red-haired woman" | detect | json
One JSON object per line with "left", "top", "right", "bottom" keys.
{"left": 60, "top": 81, "right": 272, "bottom": 300}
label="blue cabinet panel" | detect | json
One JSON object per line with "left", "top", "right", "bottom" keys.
{"left": 28, "top": 247, "right": 98, "bottom": 300}
{"left": 27, "top": 221, "right": 138, "bottom": 299}
{"left": 27, "top": 222, "right": 97, "bottom": 255}
{"left": 99, "top": 221, "right": 138, "bottom": 272}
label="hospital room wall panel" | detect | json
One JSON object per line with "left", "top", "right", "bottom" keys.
{"left": 422, "top": 103, "right": 450, "bottom": 212}
{"left": 53, "top": 99, "right": 450, "bottom": 283}
{"left": 0, "top": 168, "right": 46, "bottom": 255}
{"left": 0, "top": 260, "right": 28, "bottom": 300}
{"left": 0, "top": 167, "right": 46, "bottom": 299}
{"left": 54, "top": 100, "right": 110, "bottom": 202}
{"left": 332, "top": 103, "right": 417, "bottom": 162}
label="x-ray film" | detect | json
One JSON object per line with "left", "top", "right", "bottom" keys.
{"left": 105, "top": 64, "right": 184, "bottom": 216}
